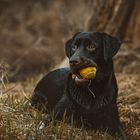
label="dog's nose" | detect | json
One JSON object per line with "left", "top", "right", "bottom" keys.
{"left": 69, "top": 57, "right": 81, "bottom": 66}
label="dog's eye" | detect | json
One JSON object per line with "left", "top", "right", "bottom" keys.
{"left": 72, "top": 45, "right": 78, "bottom": 52}
{"left": 86, "top": 45, "right": 96, "bottom": 51}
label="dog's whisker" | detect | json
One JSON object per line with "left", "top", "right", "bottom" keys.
{"left": 87, "top": 80, "right": 95, "bottom": 98}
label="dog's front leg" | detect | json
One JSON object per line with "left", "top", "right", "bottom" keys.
{"left": 51, "top": 94, "right": 73, "bottom": 121}
{"left": 39, "top": 95, "right": 72, "bottom": 128}
{"left": 107, "top": 125, "right": 127, "bottom": 140}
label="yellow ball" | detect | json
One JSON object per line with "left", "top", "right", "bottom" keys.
{"left": 79, "top": 67, "right": 97, "bottom": 79}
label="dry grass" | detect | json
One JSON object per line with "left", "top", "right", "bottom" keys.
{"left": 0, "top": 98, "right": 115, "bottom": 140}
{"left": 117, "top": 74, "right": 140, "bottom": 139}
{"left": 0, "top": 64, "right": 140, "bottom": 140}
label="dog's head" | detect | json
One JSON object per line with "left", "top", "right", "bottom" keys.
{"left": 65, "top": 32, "right": 121, "bottom": 85}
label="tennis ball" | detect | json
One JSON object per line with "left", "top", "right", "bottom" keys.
{"left": 79, "top": 67, "right": 97, "bottom": 79}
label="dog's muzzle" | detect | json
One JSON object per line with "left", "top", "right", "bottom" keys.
{"left": 69, "top": 56, "right": 97, "bottom": 85}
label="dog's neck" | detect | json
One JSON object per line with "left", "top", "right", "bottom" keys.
{"left": 66, "top": 67, "right": 117, "bottom": 113}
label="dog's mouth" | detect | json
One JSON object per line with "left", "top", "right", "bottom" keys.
{"left": 72, "top": 73, "right": 89, "bottom": 84}
{"left": 69, "top": 58, "right": 97, "bottom": 85}
{"left": 70, "top": 64, "right": 98, "bottom": 85}
{"left": 71, "top": 67, "right": 92, "bottom": 85}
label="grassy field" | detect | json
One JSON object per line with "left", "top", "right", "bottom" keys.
{"left": 0, "top": 72, "right": 139, "bottom": 140}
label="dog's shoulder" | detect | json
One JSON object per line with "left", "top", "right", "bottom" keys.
{"left": 34, "top": 67, "right": 70, "bottom": 91}
{"left": 31, "top": 68, "right": 70, "bottom": 111}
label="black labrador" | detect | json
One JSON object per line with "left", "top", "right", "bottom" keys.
{"left": 31, "top": 32, "right": 127, "bottom": 139}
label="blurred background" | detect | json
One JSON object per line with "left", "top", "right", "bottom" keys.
{"left": 0, "top": 0, "right": 139, "bottom": 81}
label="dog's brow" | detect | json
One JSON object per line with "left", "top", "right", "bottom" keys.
{"left": 75, "top": 39, "right": 79, "bottom": 45}
{"left": 84, "top": 38, "right": 91, "bottom": 45}
{"left": 75, "top": 38, "right": 82, "bottom": 45}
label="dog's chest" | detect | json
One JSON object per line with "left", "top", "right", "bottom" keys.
{"left": 67, "top": 83, "right": 97, "bottom": 110}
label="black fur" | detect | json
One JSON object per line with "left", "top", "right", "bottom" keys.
{"left": 31, "top": 32, "right": 127, "bottom": 140}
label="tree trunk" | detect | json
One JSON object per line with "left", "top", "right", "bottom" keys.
{"left": 86, "top": 0, "right": 140, "bottom": 74}
{"left": 87, "top": 0, "right": 135, "bottom": 40}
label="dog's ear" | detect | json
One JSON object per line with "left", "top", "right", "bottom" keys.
{"left": 102, "top": 32, "right": 122, "bottom": 61}
{"left": 65, "top": 32, "right": 81, "bottom": 58}
{"left": 65, "top": 38, "right": 73, "bottom": 58}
